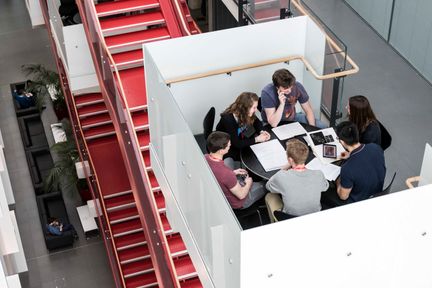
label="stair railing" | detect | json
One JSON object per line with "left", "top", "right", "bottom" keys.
{"left": 38, "top": 1, "right": 124, "bottom": 286}
{"left": 76, "top": 0, "right": 181, "bottom": 286}
{"left": 170, "top": 0, "right": 201, "bottom": 36}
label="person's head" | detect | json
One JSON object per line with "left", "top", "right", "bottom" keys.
{"left": 286, "top": 139, "right": 309, "bottom": 166}
{"left": 17, "top": 89, "right": 25, "bottom": 96}
{"left": 223, "top": 92, "right": 259, "bottom": 126}
{"left": 347, "top": 95, "right": 377, "bottom": 132}
{"left": 48, "top": 217, "right": 59, "bottom": 225}
{"left": 207, "top": 131, "right": 231, "bottom": 154}
{"left": 272, "top": 69, "right": 296, "bottom": 93}
{"left": 336, "top": 121, "right": 359, "bottom": 148}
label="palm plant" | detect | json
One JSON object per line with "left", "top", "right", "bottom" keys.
{"left": 44, "top": 119, "right": 86, "bottom": 194}
{"left": 21, "top": 64, "right": 67, "bottom": 117}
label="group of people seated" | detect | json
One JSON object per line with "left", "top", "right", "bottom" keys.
{"left": 205, "top": 68, "right": 386, "bottom": 221}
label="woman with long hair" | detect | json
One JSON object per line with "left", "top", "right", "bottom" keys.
{"left": 347, "top": 95, "right": 381, "bottom": 146}
{"left": 216, "top": 92, "right": 270, "bottom": 160}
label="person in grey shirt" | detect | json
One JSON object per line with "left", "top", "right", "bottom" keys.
{"left": 266, "top": 139, "right": 329, "bottom": 217}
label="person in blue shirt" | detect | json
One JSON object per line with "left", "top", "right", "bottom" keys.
{"left": 260, "top": 69, "right": 326, "bottom": 128}
{"left": 46, "top": 218, "right": 78, "bottom": 239}
{"left": 321, "top": 121, "right": 386, "bottom": 207}
{"left": 13, "top": 89, "right": 35, "bottom": 109}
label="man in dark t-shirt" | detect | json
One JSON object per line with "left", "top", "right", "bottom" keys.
{"left": 260, "top": 69, "right": 326, "bottom": 128}
{"left": 322, "top": 121, "right": 386, "bottom": 207}
{"left": 205, "top": 131, "right": 266, "bottom": 209}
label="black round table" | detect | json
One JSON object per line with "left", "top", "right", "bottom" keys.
{"left": 240, "top": 121, "right": 320, "bottom": 180}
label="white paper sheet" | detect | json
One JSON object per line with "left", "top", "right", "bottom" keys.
{"left": 250, "top": 139, "right": 287, "bottom": 172}
{"left": 272, "top": 122, "right": 307, "bottom": 140}
{"left": 306, "top": 158, "right": 341, "bottom": 181}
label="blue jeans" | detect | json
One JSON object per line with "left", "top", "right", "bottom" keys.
{"left": 294, "top": 113, "right": 327, "bottom": 129}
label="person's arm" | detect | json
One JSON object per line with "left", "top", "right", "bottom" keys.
{"left": 230, "top": 177, "right": 253, "bottom": 200}
{"left": 263, "top": 89, "right": 287, "bottom": 128}
{"left": 300, "top": 100, "right": 316, "bottom": 126}
{"left": 265, "top": 172, "right": 282, "bottom": 193}
{"left": 336, "top": 170, "right": 353, "bottom": 200}
{"left": 253, "top": 118, "right": 270, "bottom": 142}
{"left": 321, "top": 173, "right": 330, "bottom": 192}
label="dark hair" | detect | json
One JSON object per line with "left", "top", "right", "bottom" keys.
{"left": 272, "top": 69, "right": 296, "bottom": 89}
{"left": 17, "top": 89, "right": 25, "bottom": 95}
{"left": 336, "top": 121, "right": 359, "bottom": 146}
{"left": 348, "top": 95, "right": 377, "bottom": 133}
{"left": 286, "top": 139, "right": 308, "bottom": 164}
{"left": 48, "top": 217, "right": 58, "bottom": 224}
{"left": 207, "top": 131, "right": 230, "bottom": 153}
{"left": 222, "top": 92, "right": 259, "bottom": 126}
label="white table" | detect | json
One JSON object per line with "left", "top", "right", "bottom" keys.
{"left": 76, "top": 205, "right": 98, "bottom": 238}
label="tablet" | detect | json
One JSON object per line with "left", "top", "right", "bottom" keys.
{"left": 323, "top": 144, "right": 337, "bottom": 158}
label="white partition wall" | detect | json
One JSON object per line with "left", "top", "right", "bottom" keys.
{"left": 240, "top": 185, "right": 432, "bottom": 288}
{"left": 419, "top": 143, "right": 432, "bottom": 186}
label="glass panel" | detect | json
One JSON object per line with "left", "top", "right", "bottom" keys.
{"left": 46, "top": 0, "right": 68, "bottom": 66}
{"left": 147, "top": 53, "right": 242, "bottom": 287}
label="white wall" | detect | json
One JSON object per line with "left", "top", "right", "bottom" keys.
{"left": 419, "top": 143, "right": 432, "bottom": 186}
{"left": 24, "top": 0, "right": 44, "bottom": 27}
{"left": 240, "top": 184, "right": 432, "bottom": 288}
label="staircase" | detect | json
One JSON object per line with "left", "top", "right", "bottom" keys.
{"left": 74, "top": 0, "right": 203, "bottom": 286}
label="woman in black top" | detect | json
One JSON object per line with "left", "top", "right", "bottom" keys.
{"left": 216, "top": 92, "right": 270, "bottom": 160}
{"left": 347, "top": 95, "right": 381, "bottom": 146}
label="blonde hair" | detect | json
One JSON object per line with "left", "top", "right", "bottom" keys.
{"left": 286, "top": 139, "right": 308, "bottom": 164}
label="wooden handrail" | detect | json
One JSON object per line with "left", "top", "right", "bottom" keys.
{"left": 166, "top": 53, "right": 354, "bottom": 84}
{"left": 406, "top": 176, "right": 421, "bottom": 189}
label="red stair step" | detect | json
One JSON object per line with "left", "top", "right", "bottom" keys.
{"left": 132, "top": 110, "right": 149, "bottom": 128}
{"left": 160, "top": 213, "right": 172, "bottom": 232}
{"left": 112, "top": 49, "right": 144, "bottom": 70}
{"left": 174, "top": 255, "right": 196, "bottom": 280}
{"left": 108, "top": 206, "right": 139, "bottom": 223}
{"left": 111, "top": 218, "right": 143, "bottom": 236}
{"left": 137, "top": 130, "right": 150, "bottom": 149}
{"left": 118, "top": 244, "right": 150, "bottom": 264}
{"left": 117, "top": 67, "right": 147, "bottom": 108}
{"left": 122, "top": 258, "right": 154, "bottom": 277}
{"left": 83, "top": 124, "right": 115, "bottom": 139}
{"left": 74, "top": 93, "right": 103, "bottom": 106}
{"left": 105, "top": 27, "right": 170, "bottom": 53}
{"left": 168, "top": 234, "right": 187, "bottom": 255}
{"left": 154, "top": 192, "right": 165, "bottom": 211}
{"left": 77, "top": 102, "right": 108, "bottom": 117}
{"left": 180, "top": 277, "right": 203, "bottom": 288}
{"left": 142, "top": 150, "right": 151, "bottom": 167}
{"left": 105, "top": 193, "right": 135, "bottom": 210}
{"left": 100, "top": 11, "right": 166, "bottom": 36}
{"left": 147, "top": 171, "right": 158, "bottom": 188}
{"left": 125, "top": 271, "right": 157, "bottom": 288}
{"left": 96, "top": 0, "right": 160, "bottom": 17}
{"left": 80, "top": 113, "right": 112, "bottom": 128}
{"left": 115, "top": 232, "right": 147, "bottom": 250}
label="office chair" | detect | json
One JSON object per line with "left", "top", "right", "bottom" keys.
{"left": 371, "top": 172, "right": 396, "bottom": 198}
{"left": 233, "top": 203, "right": 264, "bottom": 229}
{"left": 203, "top": 107, "right": 215, "bottom": 141}
{"left": 378, "top": 121, "right": 392, "bottom": 151}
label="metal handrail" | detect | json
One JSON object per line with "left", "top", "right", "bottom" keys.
{"left": 38, "top": 1, "right": 124, "bottom": 286}
{"left": 76, "top": 0, "right": 181, "bottom": 286}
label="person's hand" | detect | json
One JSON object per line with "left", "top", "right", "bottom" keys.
{"left": 278, "top": 89, "right": 287, "bottom": 106}
{"left": 255, "top": 132, "right": 268, "bottom": 143}
{"left": 340, "top": 151, "right": 350, "bottom": 159}
{"left": 234, "top": 168, "right": 247, "bottom": 175}
{"left": 245, "top": 176, "right": 253, "bottom": 185}
{"left": 260, "top": 131, "right": 271, "bottom": 141}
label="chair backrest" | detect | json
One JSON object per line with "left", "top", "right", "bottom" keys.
{"left": 273, "top": 210, "right": 297, "bottom": 221}
{"left": 372, "top": 172, "right": 396, "bottom": 198}
{"left": 257, "top": 97, "right": 262, "bottom": 113}
{"left": 203, "top": 107, "right": 215, "bottom": 140}
{"left": 378, "top": 121, "right": 392, "bottom": 151}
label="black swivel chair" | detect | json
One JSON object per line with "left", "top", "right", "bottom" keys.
{"left": 273, "top": 210, "right": 297, "bottom": 221}
{"left": 234, "top": 204, "right": 264, "bottom": 229}
{"left": 378, "top": 121, "right": 392, "bottom": 151}
{"left": 371, "top": 172, "right": 397, "bottom": 198}
{"left": 203, "top": 107, "right": 215, "bottom": 141}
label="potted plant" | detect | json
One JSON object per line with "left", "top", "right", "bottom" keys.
{"left": 44, "top": 119, "right": 91, "bottom": 201}
{"left": 21, "top": 64, "right": 69, "bottom": 120}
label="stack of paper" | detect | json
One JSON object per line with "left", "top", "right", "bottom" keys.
{"left": 306, "top": 158, "right": 341, "bottom": 181}
{"left": 272, "top": 122, "right": 307, "bottom": 140}
{"left": 304, "top": 128, "right": 346, "bottom": 164}
{"left": 250, "top": 139, "right": 287, "bottom": 172}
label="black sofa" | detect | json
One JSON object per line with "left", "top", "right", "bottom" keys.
{"left": 18, "top": 114, "right": 48, "bottom": 149}
{"left": 10, "top": 82, "right": 38, "bottom": 117}
{"left": 25, "top": 147, "right": 54, "bottom": 191}
{"left": 36, "top": 192, "right": 74, "bottom": 250}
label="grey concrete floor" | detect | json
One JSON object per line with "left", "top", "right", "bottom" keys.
{"left": 303, "top": 0, "right": 432, "bottom": 192}
{"left": 0, "top": 0, "right": 114, "bottom": 287}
